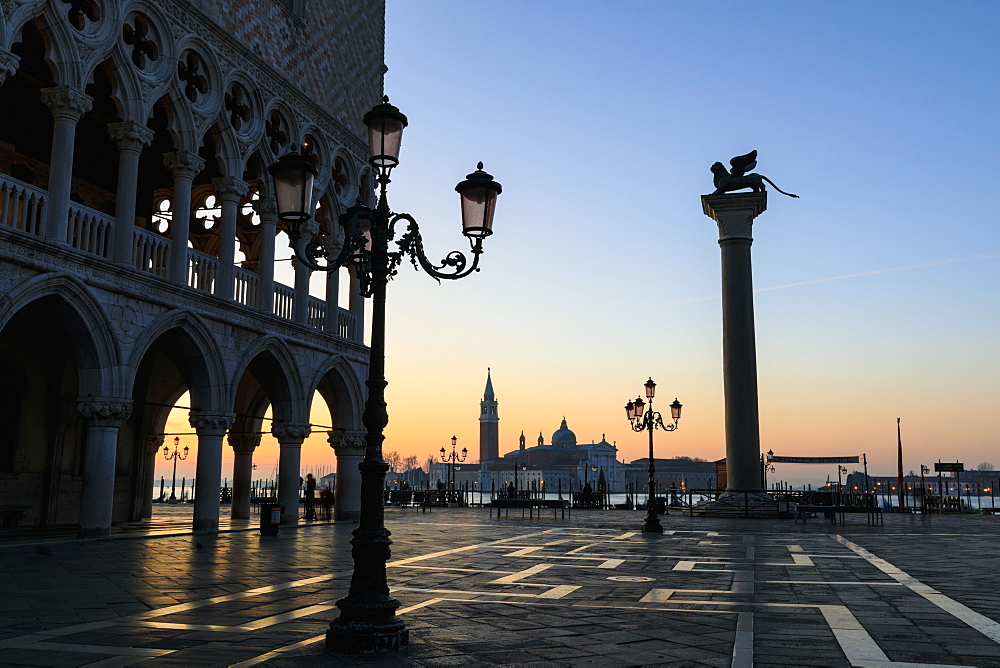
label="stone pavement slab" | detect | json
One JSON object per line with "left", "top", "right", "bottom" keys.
{"left": 0, "top": 508, "right": 998, "bottom": 666}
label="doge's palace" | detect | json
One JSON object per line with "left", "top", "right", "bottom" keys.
{"left": 0, "top": 0, "right": 385, "bottom": 534}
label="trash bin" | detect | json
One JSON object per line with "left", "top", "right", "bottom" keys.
{"left": 260, "top": 503, "right": 283, "bottom": 535}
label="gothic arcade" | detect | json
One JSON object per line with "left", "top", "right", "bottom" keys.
{"left": 0, "top": 0, "right": 385, "bottom": 534}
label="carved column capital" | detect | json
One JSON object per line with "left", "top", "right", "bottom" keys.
{"left": 701, "top": 193, "right": 767, "bottom": 243}
{"left": 108, "top": 121, "right": 154, "bottom": 153}
{"left": 77, "top": 399, "right": 132, "bottom": 427}
{"left": 40, "top": 85, "right": 93, "bottom": 122}
{"left": 329, "top": 430, "right": 367, "bottom": 456}
{"left": 228, "top": 432, "right": 262, "bottom": 454}
{"left": 163, "top": 151, "right": 205, "bottom": 180}
{"left": 0, "top": 50, "right": 19, "bottom": 85}
{"left": 251, "top": 197, "right": 278, "bottom": 223}
{"left": 272, "top": 422, "right": 311, "bottom": 446}
{"left": 212, "top": 176, "right": 250, "bottom": 204}
{"left": 189, "top": 412, "right": 236, "bottom": 436}
{"left": 144, "top": 434, "right": 166, "bottom": 455}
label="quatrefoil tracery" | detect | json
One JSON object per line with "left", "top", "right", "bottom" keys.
{"left": 123, "top": 15, "right": 159, "bottom": 70}
{"left": 177, "top": 52, "right": 208, "bottom": 103}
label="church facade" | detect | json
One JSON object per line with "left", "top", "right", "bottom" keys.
{"left": 474, "top": 371, "right": 626, "bottom": 492}
{"left": 0, "top": 0, "right": 385, "bottom": 533}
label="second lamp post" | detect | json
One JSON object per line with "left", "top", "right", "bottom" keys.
{"left": 440, "top": 435, "right": 467, "bottom": 506}
{"left": 269, "top": 97, "right": 501, "bottom": 653}
{"left": 625, "top": 378, "right": 682, "bottom": 533}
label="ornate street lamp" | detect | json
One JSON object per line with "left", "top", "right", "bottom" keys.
{"left": 269, "top": 97, "right": 501, "bottom": 653}
{"left": 440, "top": 435, "right": 467, "bottom": 505}
{"left": 163, "top": 437, "right": 189, "bottom": 503}
{"left": 624, "top": 378, "right": 681, "bottom": 533}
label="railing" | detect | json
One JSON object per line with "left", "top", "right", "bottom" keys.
{"left": 1, "top": 173, "right": 353, "bottom": 339}
{"left": 233, "top": 265, "right": 259, "bottom": 308}
{"left": 273, "top": 282, "right": 295, "bottom": 320}
{"left": 187, "top": 248, "right": 219, "bottom": 294}
{"left": 66, "top": 203, "right": 113, "bottom": 258}
{"left": 133, "top": 227, "right": 169, "bottom": 277}
{"left": 338, "top": 308, "right": 357, "bottom": 341}
{"left": 307, "top": 296, "right": 326, "bottom": 331}
{"left": 0, "top": 174, "right": 46, "bottom": 236}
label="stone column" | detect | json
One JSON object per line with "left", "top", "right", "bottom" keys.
{"left": 40, "top": 86, "right": 92, "bottom": 244}
{"left": 252, "top": 197, "right": 278, "bottom": 313}
{"left": 272, "top": 422, "right": 311, "bottom": 524}
{"left": 292, "top": 256, "right": 311, "bottom": 324}
{"left": 702, "top": 192, "right": 767, "bottom": 493}
{"left": 76, "top": 399, "right": 132, "bottom": 537}
{"left": 323, "top": 232, "right": 344, "bottom": 334}
{"left": 108, "top": 122, "right": 154, "bottom": 264}
{"left": 329, "top": 430, "right": 366, "bottom": 521}
{"left": 228, "top": 432, "right": 261, "bottom": 520}
{"left": 163, "top": 152, "right": 204, "bottom": 283}
{"left": 141, "top": 434, "right": 165, "bottom": 519}
{"left": 348, "top": 271, "right": 366, "bottom": 343}
{"left": 212, "top": 176, "right": 249, "bottom": 301}
{"left": 189, "top": 412, "right": 235, "bottom": 531}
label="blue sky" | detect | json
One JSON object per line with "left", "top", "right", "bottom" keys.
{"left": 238, "top": 1, "right": 1000, "bottom": 487}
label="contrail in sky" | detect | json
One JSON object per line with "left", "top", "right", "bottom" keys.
{"left": 650, "top": 252, "right": 1000, "bottom": 308}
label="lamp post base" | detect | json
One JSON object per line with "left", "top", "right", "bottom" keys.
{"left": 326, "top": 615, "right": 409, "bottom": 654}
{"left": 641, "top": 514, "right": 663, "bottom": 533}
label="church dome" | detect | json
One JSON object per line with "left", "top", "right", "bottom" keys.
{"left": 551, "top": 418, "right": 577, "bottom": 447}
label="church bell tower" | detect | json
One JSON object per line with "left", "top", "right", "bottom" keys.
{"left": 479, "top": 368, "right": 499, "bottom": 463}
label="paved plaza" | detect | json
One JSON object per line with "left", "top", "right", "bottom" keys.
{"left": 1, "top": 507, "right": 999, "bottom": 667}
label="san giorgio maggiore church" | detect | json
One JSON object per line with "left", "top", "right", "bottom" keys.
{"left": 429, "top": 371, "right": 716, "bottom": 494}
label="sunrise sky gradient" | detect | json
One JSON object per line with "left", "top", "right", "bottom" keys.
{"left": 161, "top": 1, "right": 999, "bottom": 488}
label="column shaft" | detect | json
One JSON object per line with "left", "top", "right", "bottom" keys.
{"left": 108, "top": 122, "right": 154, "bottom": 264}
{"left": 273, "top": 423, "right": 311, "bottom": 524}
{"left": 702, "top": 193, "right": 767, "bottom": 494}
{"left": 40, "top": 87, "right": 92, "bottom": 243}
{"left": 163, "top": 152, "right": 204, "bottom": 283}
{"left": 228, "top": 433, "right": 260, "bottom": 520}
{"left": 212, "top": 177, "right": 249, "bottom": 301}
{"left": 77, "top": 400, "right": 131, "bottom": 537}
{"left": 253, "top": 198, "right": 278, "bottom": 313}
{"left": 330, "top": 431, "right": 365, "bottom": 521}
{"left": 292, "top": 257, "right": 310, "bottom": 324}
{"left": 190, "top": 412, "right": 235, "bottom": 531}
{"left": 348, "top": 272, "right": 366, "bottom": 343}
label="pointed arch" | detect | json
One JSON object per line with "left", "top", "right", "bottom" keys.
{"left": 305, "top": 354, "right": 365, "bottom": 432}
{"left": 124, "top": 308, "right": 226, "bottom": 412}
{"left": 230, "top": 335, "right": 308, "bottom": 424}
{"left": 0, "top": 272, "right": 121, "bottom": 397}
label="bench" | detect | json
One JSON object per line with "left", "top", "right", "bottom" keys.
{"left": 490, "top": 498, "right": 570, "bottom": 520}
{"left": 795, "top": 504, "right": 883, "bottom": 526}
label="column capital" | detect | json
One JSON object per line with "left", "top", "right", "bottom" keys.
{"left": 0, "top": 50, "right": 19, "bottom": 85}
{"left": 228, "top": 432, "right": 262, "bottom": 454}
{"left": 329, "top": 430, "right": 367, "bottom": 455}
{"left": 212, "top": 176, "right": 250, "bottom": 203}
{"left": 108, "top": 121, "right": 154, "bottom": 152}
{"left": 701, "top": 192, "right": 767, "bottom": 242}
{"left": 144, "top": 434, "right": 166, "bottom": 455}
{"left": 251, "top": 196, "right": 278, "bottom": 222}
{"left": 77, "top": 399, "right": 132, "bottom": 426}
{"left": 189, "top": 411, "right": 236, "bottom": 436}
{"left": 272, "top": 422, "right": 311, "bottom": 445}
{"left": 40, "top": 85, "right": 93, "bottom": 122}
{"left": 163, "top": 151, "right": 205, "bottom": 179}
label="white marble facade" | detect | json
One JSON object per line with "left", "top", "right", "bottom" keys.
{"left": 0, "top": 0, "right": 385, "bottom": 533}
